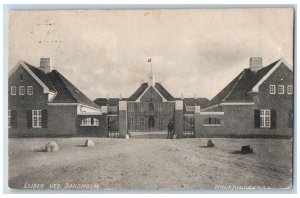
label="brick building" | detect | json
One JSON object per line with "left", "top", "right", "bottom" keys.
{"left": 94, "top": 71, "right": 208, "bottom": 133}
{"left": 195, "top": 57, "right": 293, "bottom": 137}
{"left": 8, "top": 58, "right": 107, "bottom": 137}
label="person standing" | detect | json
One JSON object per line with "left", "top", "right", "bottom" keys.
{"left": 167, "top": 121, "right": 174, "bottom": 139}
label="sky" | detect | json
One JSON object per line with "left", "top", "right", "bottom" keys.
{"left": 9, "top": 9, "right": 294, "bottom": 100}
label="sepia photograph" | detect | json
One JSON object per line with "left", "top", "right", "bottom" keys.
{"left": 6, "top": 7, "right": 294, "bottom": 191}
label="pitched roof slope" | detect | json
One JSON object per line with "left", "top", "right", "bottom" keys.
{"left": 25, "top": 62, "right": 100, "bottom": 109}
{"left": 206, "top": 59, "right": 281, "bottom": 107}
{"left": 127, "top": 82, "right": 176, "bottom": 101}
{"left": 154, "top": 83, "right": 175, "bottom": 101}
{"left": 127, "top": 83, "right": 149, "bottom": 101}
{"left": 94, "top": 98, "right": 124, "bottom": 106}
{"left": 25, "top": 62, "right": 56, "bottom": 92}
{"left": 48, "top": 70, "right": 100, "bottom": 109}
{"left": 183, "top": 98, "right": 209, "bottom": 106}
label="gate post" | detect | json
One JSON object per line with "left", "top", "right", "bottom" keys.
{"left": 118, "top": 101, "right": 128, "bottom": 138}
{"left": 175, "top": 100, "right": 184, "bottom": 139}
{"left": 194, "top": 106, "right": 201, "bottom": 138}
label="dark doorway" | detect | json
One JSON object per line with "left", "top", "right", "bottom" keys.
{"left": 148, "top": 116, "right": 155, "bottom": 128}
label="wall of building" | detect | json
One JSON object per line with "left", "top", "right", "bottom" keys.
{"left": 127, "top": 87, "right": 175, "bottom": 131}
{"left": 195, "top": 104, "right": 292, "bottom": 137}
{"left": 47, "top": 105, "right": 78, "bottom": 135}
{"left": 76, "top": 114, "right": 108, "bottom": 137}
{"left": 8, "top": 66, "right": 49, "bottom": 136}
{"left": 257, "top": 63, "right": 293, "bottom": 129}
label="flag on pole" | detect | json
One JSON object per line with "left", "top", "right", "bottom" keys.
{"left": 148, "top": 58, "right": 152, "bottom": 62}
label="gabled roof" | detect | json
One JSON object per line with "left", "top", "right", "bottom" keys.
{"left": 154, "top": 83, "right": 175, "bottom": 101}
{"left": 127, "top": 83, "right": 149, "bottom": 101}
{"left": 183, "top": 98, "right": 209, "bottom": 106}
{"left": 127, "top": 82, "right": 175, "bottom": 101}
{"left": 205, "top": 59, "right": 290, "bottom": 108}
{"left": 11, "top": 61, "right": 100, "bottom": 109}
{"left": 24, "top": 62, "right": 56, "bottom": 92}
{"left": 94, "top": 98, "right": 124, "bottom": 106}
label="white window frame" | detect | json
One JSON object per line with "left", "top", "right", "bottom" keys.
{"left": 8, "top": 110, "right": 12, "bottom": 128}
{"left": 19, "top": 86, "right": 25, "bottom": 95}
{"left": 260, "top": 109, "right": 271, "bottom": 128}
{"left": 158, "top": 118, "right": 164, "bottom": 126}
{"left": 203, "top": 117, "right": 221, "bottom": 127}
{"left": 27, "top": 86, "right": 33, "bottom": 95}
{"left": 80, "top": 117, "right": 99, "bottom": 126}
{"left": 287, "top": 85, "right": 293, "bottom": 94}
{"left": 129, "top": 117, "right": 134, "bottom": 126}
{"left": 269, "top": 85, "right": 276, "bottom": 94}
{"left": 32, "top": 110, "right": 42, "bottom": 128}
{"left": 11, "top": 86, "right": 16, "bottom": 95}
{"left": 278, "top": 85, "right": 284, "bottom": 94}
{"left": 140, "top": 117, "right": 145, "bottom": 125}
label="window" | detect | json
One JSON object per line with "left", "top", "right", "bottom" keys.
{"left": 139, "top": 103, "right": 144, "bottom": 112}
{"left": 186, "top": 106, "right": 195, "bottom": 112}
{"left": 158, "top": 118, "right": 164, "bottom": 126}
{"left": 81, "top": 117, "right": 99, "bottom": 126}
{"left": 129, "top": 117, "right": 134, "bottom": 126}
{"left": 32, "top": 110, "right": 42, "bottom": 128}
{"left": 203, "top": 117, "right": 221, "bottom": 126}
{"left": 278, "top": 85, "right": 284, "bottom": 94}
{"left": 270, "top": 85, "right": 276, "bottom": 94}
{"left": 11, "top": 86, "right": 16, "bottom": 95}
{"left": 128, "top": 103, "right": 134, "bottom": 112}
{"left": 149, "top": 103, "right": 155, "bottom": 111}
{"left": 27, "top": 86, "right": 33, "bottom": 95}
{"left": 108, "top": 106, "right": 118, "bottom": 112}
{"left": 260, "top": 109, "right": 271, "bottom": 128}
{"left": 140, "top": 117, "right": 145, "bottom": 125}
{"left": 8, "top": 110, "right": 12, "bottom": 128}
{"left": 287, "top": 85, "right": 293, "bottom": 94}
{"left": 19, "top": 86, "right": 25, "bottom": 95}
{"left": 158, "top": 103, "right": 163, "bottom": 112}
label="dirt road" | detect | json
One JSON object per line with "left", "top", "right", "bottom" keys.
{"left": 8, "top": 138, "right": 292, "bottom": 190}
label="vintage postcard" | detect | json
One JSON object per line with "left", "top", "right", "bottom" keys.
{"left": 7, "top": 8, "right": 294, "bottom": 191}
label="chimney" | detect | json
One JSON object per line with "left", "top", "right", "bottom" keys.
{"left": 249, "top": 57, "right": 263, "bottom": 72}
{"left": 181, "top": 93, "right": 184, "bottom": 100}
{"left": 40, "top": 58, "right": 53, "bottom": 73}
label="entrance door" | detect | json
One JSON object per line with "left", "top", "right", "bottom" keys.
{"left": 148, "top": 116, "right": 155, "bottom": 129}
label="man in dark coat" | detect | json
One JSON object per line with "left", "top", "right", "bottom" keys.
{"left": 167, "top": 121, "right": 174, "bottom": 139}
